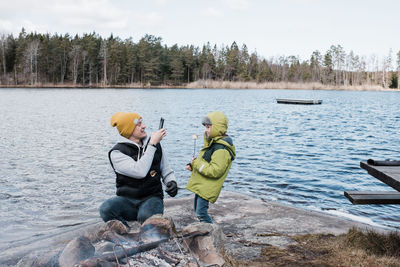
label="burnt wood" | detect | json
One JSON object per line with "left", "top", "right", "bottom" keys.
{"left": 360, "top": 161, "right": 400, "bottom": 192}
{"left": 344, "top": 191, "right": 400, "bottom": 204}
{"left": 76, "top": 230, "right": 209, "bottom": 266}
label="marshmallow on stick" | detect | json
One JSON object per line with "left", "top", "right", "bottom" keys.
{"left": 192, "top": 134, "right": 198, "bottom": 156}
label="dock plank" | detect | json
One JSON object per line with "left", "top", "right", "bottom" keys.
{"left": 344, "top": 191, "right": 400, "bottom": 204}
{"left": 360, "top": 162, "right": 400, "bottom": 191}
{"left": 276, "top": 99, "right": 322, "bottom": 105}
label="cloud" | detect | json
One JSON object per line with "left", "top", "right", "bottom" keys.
{"left": 222, "top": 0, "right": 249, "bottom": 10}
{"left": 20, "top": 20, "right": 49, "bottom": 34}
{"left": 293, "top": 0, "right": 316, "bottom": 4}
{"left": 49, "top": 0, "right": 130, "bottom": 29}
{"left": 0, "top": 0, "right": 36, "bottom": 12}
{"left": 157, "top": 0, "right": 167, "bottom": 5}
{"left": 202, "top": 7, "right": 223, "bottom": 17}
{"left": 0, "top": 19, "right": 48, "bottom": 35}
{"left": 135, "top": 12, "right": 163, "bottom": 27}
{"left": 0, "top": 20, "right": 14, "bottom": 33}
{"left": 0, "top": 0, "right": 133, "bottom": 35}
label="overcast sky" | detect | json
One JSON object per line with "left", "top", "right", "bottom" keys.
{"left": 1, "top": 0, "right": 399, "bottom": 62}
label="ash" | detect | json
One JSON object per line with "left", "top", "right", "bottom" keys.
{"left": 125, "top": 242, "right": 196, "bottom": 267}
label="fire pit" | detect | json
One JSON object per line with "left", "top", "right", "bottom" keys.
{"left": 52, "top": 215, "right": 225, "bottom": 267}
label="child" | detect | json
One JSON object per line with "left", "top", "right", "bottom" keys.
{"left": 185, "top": 111, "right": 236, "bottom": 223}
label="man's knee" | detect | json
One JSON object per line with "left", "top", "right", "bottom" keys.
{"left": 99, "top": 197, "right": 125, "bottom": 222}
{"left": 137, "top": 197, "right": 164, "bottom": 223}
{"left": 99, "top": 200, "right": 113, "bottom": 222}
{"left": 137, "top": 210, "right": 161, "bottom": 223}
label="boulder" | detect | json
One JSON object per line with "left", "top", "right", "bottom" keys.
{"left": 182, "top": 223, "right": 225, "bottom": 266}
{"left": 16, "top": 249, "right": 60, "bottom": 267}
{"left": 90, "top": 220, "right": 129, "bottom": 242}
{"left": 139, "top": 214, "right": 175, "bottom": 243}
{"left": 58, "top": 236, "right": 95, "bottom": 267}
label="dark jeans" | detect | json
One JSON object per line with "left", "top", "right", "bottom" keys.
{"left": 194, "top": 194, "right": 213, "bottom": 223}
{"left": 99, "top": 195, "right": 164, "bottom": 225}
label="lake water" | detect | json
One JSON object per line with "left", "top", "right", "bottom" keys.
{"left": 0, "top": 88, "right": 399, "bottom": 249}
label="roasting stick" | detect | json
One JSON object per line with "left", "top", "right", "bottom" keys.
{"left": 178, "top": 134, "right": 200, "bottom": 192}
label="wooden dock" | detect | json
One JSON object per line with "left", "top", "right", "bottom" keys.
{"left": 344, "top": 191, "right": 400, "bottom": 204}
{"left": 276, "top": 99, "right": 322, "bottom": 105}
{"left": 360, "top": 161, "right": 400, "bottom": 191}
{"left": 345, "top": 161, "right": 400, "bottom": 205}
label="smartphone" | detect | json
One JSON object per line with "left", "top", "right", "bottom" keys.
{"left": 159, "top": 117, "right": 165, "bottom": 129}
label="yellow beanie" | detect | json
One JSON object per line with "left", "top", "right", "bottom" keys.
{"left": 110, "top": 112, "right": 142, "bottom": 139}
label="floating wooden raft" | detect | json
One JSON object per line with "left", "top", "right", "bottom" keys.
{"left": 276, "top": 99, "right": 322, "bottom": 105}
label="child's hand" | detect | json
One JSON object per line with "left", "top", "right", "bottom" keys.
{"left": 186, "top": 156, "right": 197, "bottom": 171}
{"left": 185, "top": 163, "right": 192, "bottom": 171}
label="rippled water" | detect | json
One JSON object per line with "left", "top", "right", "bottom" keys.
{"left": 0, "top": 88, "right": 399, "bottom": 248}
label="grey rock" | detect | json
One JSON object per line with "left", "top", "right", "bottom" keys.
{"left": 182, "top": 223, "right": 225, "bottom": 266}
{"left": 165, "top": 191, "right": 386, "bottom": 261}
{"left": 16, "top": 249, "right": 60, "bottom": 267}
{"left": 58, "top": 236, "right": 95, "bottom": 267}
{"left": 139, "top": 215, "right": 175, "bottom": 243}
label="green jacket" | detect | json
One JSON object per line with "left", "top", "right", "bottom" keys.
{"left": 186, "top": 111, "right": 236, "bottom": 203}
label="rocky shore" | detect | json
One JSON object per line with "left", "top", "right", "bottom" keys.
{"left": 0, "top": 191, "right": 385, "bottom": 266}
{"left": 164, "top": 191, "right": 386, "bottom": 260}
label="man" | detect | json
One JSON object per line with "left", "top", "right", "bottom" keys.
{"left": 99, "top": 112, "right": 178, "bottom": 225}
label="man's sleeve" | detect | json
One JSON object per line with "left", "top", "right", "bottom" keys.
{"left": 160, "top": 149, "right": 176, "bottom": 184}
{"left": 110, "top": 146, "right": 156, "bottom": 179}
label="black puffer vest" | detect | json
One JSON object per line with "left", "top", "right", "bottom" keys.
{"left": 108, "top": 142, "right": 163, "bottom": 199}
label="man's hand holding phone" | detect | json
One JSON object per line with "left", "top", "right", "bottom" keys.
{"left": 150, "top": 118, "right": 166, "bottom": 146}
{"left": 159, "top": 117, "right": 164, "bottom": 129}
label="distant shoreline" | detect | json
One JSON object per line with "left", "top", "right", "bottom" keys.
{"left": 0, "top": 80, "right": 398, "bottom": 92}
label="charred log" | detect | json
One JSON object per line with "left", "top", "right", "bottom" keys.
{"left": 76, "top": 230, "right": 208, "bottom": 266}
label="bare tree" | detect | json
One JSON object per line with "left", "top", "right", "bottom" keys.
{"left": 357, "top": 56, "right": 367, "bottom": 86}
{"left": 0, "top": 34, "right": 7, "bottom": 84}
{"left": 69, "top": 45, "right": 81, "bottom": 85}
{"left": 368, "top": 54, "right": 379, "bottom": 85}
{"left": 310, "top": 50, "right": 322, "bottom": 82}
{"left": 346, "top": 51, "right": 359, "bottom": 85}
{"left": 201, "top": 63, "right": 211, "bottom": 80}
{"left": 81, "top": 50, "right": 88, "bottom": 86}
{"left": 278, "top": 56, "right": 288, "bottom": 81}
{"left": 382, "top": 49, "right": 393, "bottom": 88}
{"left": 397, "top": 50, "right": 400, "bottom": 89}
{"left": 100, "top": 40, "right": 108, "bottom": 86}
{"left": 24, "top": 40, "right": 40, "bottom": 85}
{"left": 330, "top": 45, "right": 346, "bottom": 85}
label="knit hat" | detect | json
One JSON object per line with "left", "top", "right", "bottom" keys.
{"left": 203, "top": 111, "right": 228, "bottom": 139}
{"left": 201, "top": 116, "right": 212, "bottom": 126}
{"left": 110, "top": 112, "right": 142, "bottom": 139}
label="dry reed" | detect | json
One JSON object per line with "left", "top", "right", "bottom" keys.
{"left": 224, "top": 227, "right": 400, "bottom": 267}
{"left": 1, "top": 80, "right": 398, "bottom": 91}
{"left": 186, "top": 80, "right": 393, "bottom": 91}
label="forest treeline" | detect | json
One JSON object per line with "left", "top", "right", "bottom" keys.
{"left": 0, "top": 29, "right": 399, "bottom": 89}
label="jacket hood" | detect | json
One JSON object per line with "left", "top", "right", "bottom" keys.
{"left": 204, "top": 111, "right": 228, "bottom": 139}
{"left": 203, "top": 111, "right": 236, "bottom": 160}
